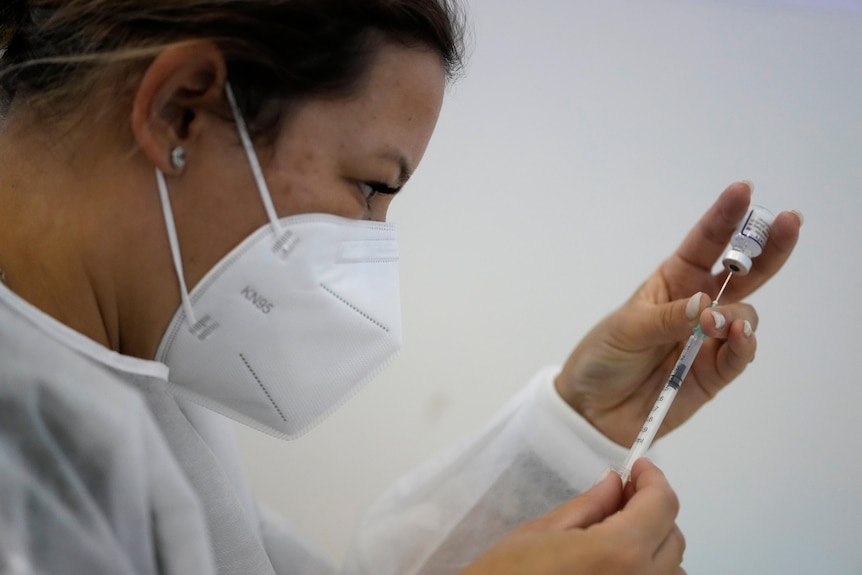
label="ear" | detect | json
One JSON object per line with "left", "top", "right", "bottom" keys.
{"left": 131, "top": 40, "right": 227, "bottom": 175}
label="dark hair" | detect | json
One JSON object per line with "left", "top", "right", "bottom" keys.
{"left": 0, "top": 0, "right": 467, "bottom": 124}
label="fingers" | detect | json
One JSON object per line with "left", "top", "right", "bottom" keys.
{"left": 668, "top": 184, "right": 802, "bottom": 305}
{"left": 690, "top": 303, "right": 758, "bottom": 397}
{"left": 625, "top": 288, "right": 752, "bottom": 350}
{"left": 629, "top": 287, "right": 758, "bottom": 347}
{"left": 653, "top": 523, "right": 687, "bottom": 575}
{"left": 713, "top": 317, "right": 757, "bottom": 383}
{"left": 627, "top": 292, "right": 711, "bottom": 347}
{"left": 673, "top": 182, "right": 752, "bottom": 273}
{"left": 617, "top": 459, "right": 679, "bottom": 537}
{"left": 489, "top": 462, "right": 684, "bottom": 575}
{"left": 627, "top": 182, "right": 799, "bottom": 351}
{"left": 528, "top": 470, "right": 623, "bottom": 531}
{"left": 697, "top": 302, "right": 758, "bottom": 339}
{"left": 594, "top": 459, "right": 684, "bottom": 574}
{"left": 642, "top": 287, "right": 763, "bottom": 348}
{"left": 724, "top": 209, "right": 802, "bottom": 301}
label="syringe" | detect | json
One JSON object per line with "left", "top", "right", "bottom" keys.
{"left": 612, "top": 203, "right": 776, "bottom": 485}
{"left": 613, "top": 272, "right": 733, "bottom": 485}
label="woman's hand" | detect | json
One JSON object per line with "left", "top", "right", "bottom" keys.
{"left": 461, "top": 459, "right": 686, "bottom": 575}
{"left": 555, "top": 181, "right": 802, "bottom": 446}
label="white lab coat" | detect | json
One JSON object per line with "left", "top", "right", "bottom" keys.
{"left": 0, "top": 283, "right": 627, "bottom": 574}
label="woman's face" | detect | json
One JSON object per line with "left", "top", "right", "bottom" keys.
{"left": 261, "top": 42, "right": 447, "bottom": 223}
{"left": 174, "top": 41, "right": 446, "bottom": 288}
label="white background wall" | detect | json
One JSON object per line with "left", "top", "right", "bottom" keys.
{"left": 235, "top": 1, "right": 862, "bottom": 573}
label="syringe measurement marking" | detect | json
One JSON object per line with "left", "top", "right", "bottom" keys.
{"left": 634, "top": 388, "right": 670, "bottom": 443}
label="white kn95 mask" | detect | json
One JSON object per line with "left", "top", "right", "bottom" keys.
{"left": 154, "top": 84, "right": 402, "bottom": 439}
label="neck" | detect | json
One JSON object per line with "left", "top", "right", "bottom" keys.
{"left": 0, "top": 111, "right": 176, "bottom": 358}
{"left": 0, "top": 122, "right": 112, "bottom": 348}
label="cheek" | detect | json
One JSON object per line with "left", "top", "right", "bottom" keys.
{"left": 265, "top": 169, "right": 368, "bottom": 220}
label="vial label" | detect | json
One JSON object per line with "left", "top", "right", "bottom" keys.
{"left": 738, "top": 209, "right": 771, "bottom": 251}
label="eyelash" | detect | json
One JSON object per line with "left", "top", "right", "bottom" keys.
{"left": 359, "top": 181, "right": 401, "bottom": 202}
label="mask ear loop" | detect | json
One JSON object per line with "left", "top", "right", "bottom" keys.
{"left": 155, "top": 83, "right": 280, "bottom": 330}
{"left": 224, "top": 82, "right": 283, "bottom": 236}
{"left": 156, "top": 167, "right": 197, "bottom": 326}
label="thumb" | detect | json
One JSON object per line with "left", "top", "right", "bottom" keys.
{"left": 531, "top": 470, "right": 624, "bottom": 531}
{"left": 635, "top": 292, "right": 710, "bottom": 345}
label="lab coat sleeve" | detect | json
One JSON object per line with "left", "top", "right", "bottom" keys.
{"left": 341, "top": 366, "right": 629, "bottom": 575}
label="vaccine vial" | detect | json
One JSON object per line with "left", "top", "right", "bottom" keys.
{"left": 722, "top": 205, "right": 775, "bottom": 275}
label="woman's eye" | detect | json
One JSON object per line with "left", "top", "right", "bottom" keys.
{"left": 358, "top": 181, "right": 400, "bottom": 201}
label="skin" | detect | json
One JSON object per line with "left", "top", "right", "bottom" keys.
{"left": 0, "top": 40, "right": 443, "bottom": 359}
{"left": 555, "top": 182, "right": 802, "bottom": 446}
{"left": 0, "top": 38, "right": 801, "bottom": 575}
{"left": 462, "top": 460, "right": 686, "bottom": 575}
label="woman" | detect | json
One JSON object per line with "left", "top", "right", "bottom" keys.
{"left": 0, "top": 1, "right": 801, "bottom": 574}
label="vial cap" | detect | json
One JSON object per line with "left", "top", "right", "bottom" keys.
{"left": 722, "top": 249, "right": 752, "bottom": 275}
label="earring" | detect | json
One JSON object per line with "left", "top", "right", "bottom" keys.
{"left": 170, "top": 146, "right": 187, "bottom": 171}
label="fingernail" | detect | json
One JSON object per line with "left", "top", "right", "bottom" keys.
{"left": 593, "top": 467, "right": 611, "bottom": 487}
{"left": 593, "top": 466, "right": 621, "bottom": 487}
{"left": 686, "top": 292, "right": 704, "bottom": 322}
{"left": 711, "top": 310, "right": 726, "bottom": 329}
{"left": 791, "top": 209, "right": 805, "bottom": 227}
{"left": 743, "top": 319, "right": 753, "bottom": 338}
{"left": 741, "top": 179, "right": 755, "bottom": 194}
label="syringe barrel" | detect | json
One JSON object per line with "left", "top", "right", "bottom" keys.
{"left": 617, "top": 384, "right": 680, "bottom": 483}
{"left": 616, "top": 331, "right": 706, "bottom": 484}
{"left": 667, "top": 330, "right": 705, "bottom": 389}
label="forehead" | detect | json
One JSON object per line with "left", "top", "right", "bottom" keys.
{"left": 271, "top": 42, "right": 446, "bottom": 164}
{"left": 323, "top": 41, "right": 445, "bottom": 123}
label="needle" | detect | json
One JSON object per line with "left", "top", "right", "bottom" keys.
{"left": 713, "top": 271, "right": 733, "bottom": 305}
